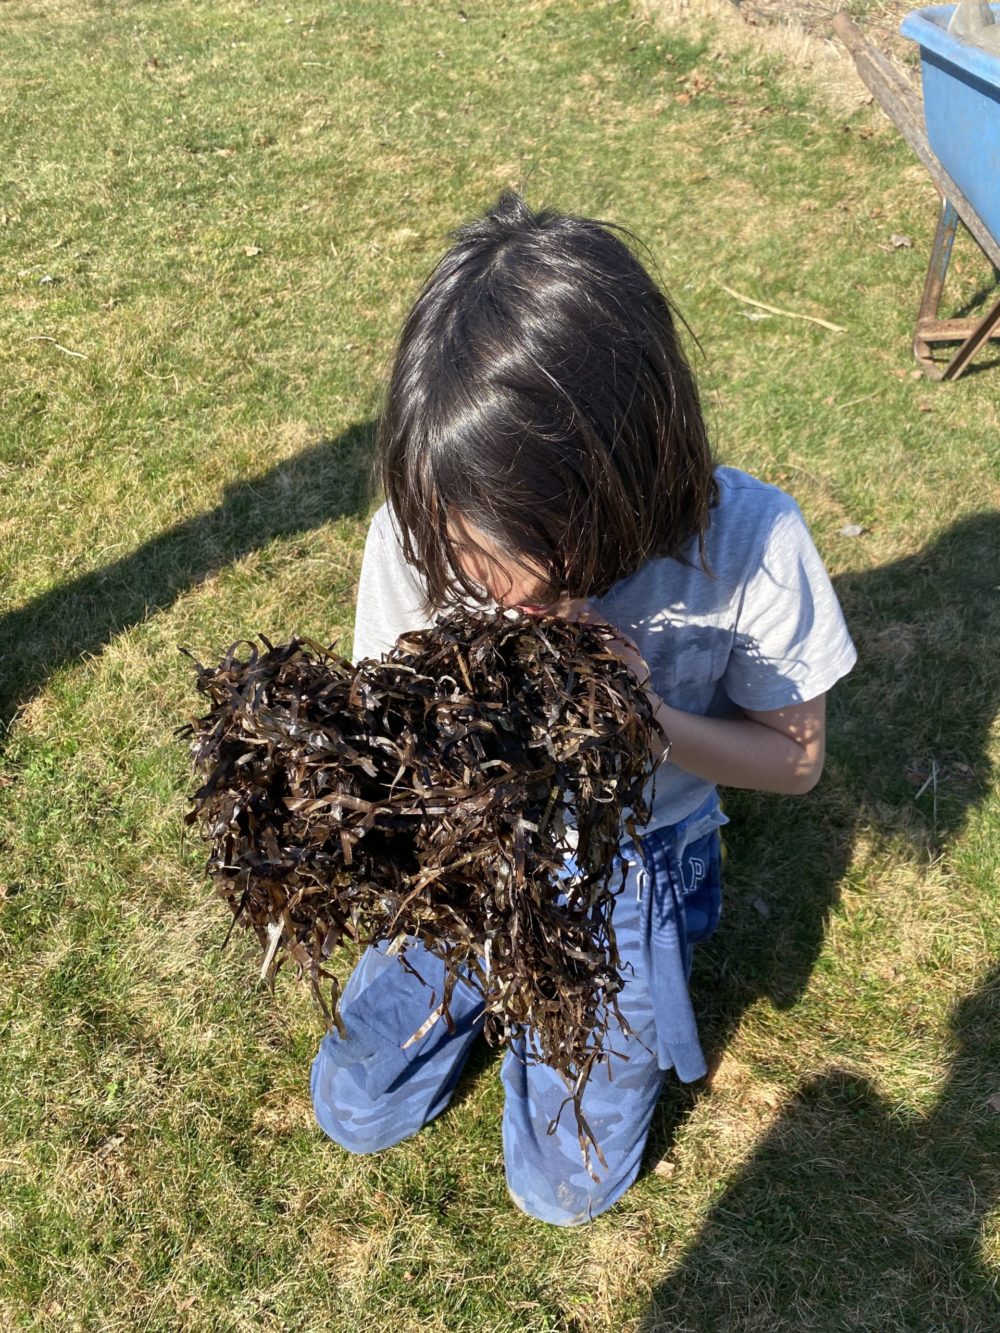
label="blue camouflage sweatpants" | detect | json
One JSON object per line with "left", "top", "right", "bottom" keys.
{"left": 310, "top": 821, "right": 723, "bottom": 1226}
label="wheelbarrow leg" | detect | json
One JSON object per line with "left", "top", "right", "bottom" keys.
{"left": 941, "top": 288, "right": 1000, "bottom": 381}
{"left": 913, "top": 197, "right": 1000, "bottom": 381}
{"left": 914, "top": 199, "right": 960, "bottom": 378}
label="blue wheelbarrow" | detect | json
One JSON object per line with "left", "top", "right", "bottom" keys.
{"left": 835, "top": 8, "right": 1000, "bottom": 379}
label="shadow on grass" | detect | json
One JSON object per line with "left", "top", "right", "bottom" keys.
{"left": 641, "top": 967, "right": 1000, "bottom": 1331}
{"left": 639, "top": 509, "right": 1000, "bottom": 1325}
{"left": 0, "top": 420, "right": 376, "bottom": 737}
{"left": 834, "top": 507, "right": 998, "bottom": 848}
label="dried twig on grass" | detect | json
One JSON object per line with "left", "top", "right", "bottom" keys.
{"left": 23, "top": 335, "right": 91, "bottom": 358}
{"left": 714, "top": 278, "right": 847, "bottom": 333}
{"left": 181, "top": 609, "right": 663, "bottom": 1169}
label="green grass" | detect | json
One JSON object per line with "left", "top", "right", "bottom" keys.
{"left": 2, "top": 1, "right": 999, "bottom": 1329}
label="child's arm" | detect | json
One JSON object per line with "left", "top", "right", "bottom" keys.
{"left": 588, "top": 487, "right": 852, "bottom": 799}
{"left": 650, "top": 694, "right": 827, "bottom": 796}
{"left": 599, "top": 623, "right": 827, "bottom": 796}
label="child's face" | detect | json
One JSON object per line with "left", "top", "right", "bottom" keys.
{"left": 447, "top": 515, "right": 585, "bottom": 619}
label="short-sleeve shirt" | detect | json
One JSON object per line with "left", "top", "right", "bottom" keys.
{"left": 351, "top": 466, "right": 857, "bottom": 832}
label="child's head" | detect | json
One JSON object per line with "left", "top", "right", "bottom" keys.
{"left": 377, "top": 191, "right": 715, "bottom": 610}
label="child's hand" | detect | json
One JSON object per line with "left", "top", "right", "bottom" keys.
{"left": 519, "top": 598, "right": 667, "bottom": 756}
{"left": 556, "top": 603, "right": 669, "bottom": 761}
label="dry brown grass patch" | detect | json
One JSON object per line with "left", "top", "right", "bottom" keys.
{"left": 640, "top": 0, "right": 875, "bottom": 113}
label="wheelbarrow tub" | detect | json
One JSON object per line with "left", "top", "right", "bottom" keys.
{"left": 900, "top": 5, "right": 1000, "bottom": 241}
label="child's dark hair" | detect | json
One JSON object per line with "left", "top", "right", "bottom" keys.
{"left": 377, "top": 191, "right": 716, "bottom": 609}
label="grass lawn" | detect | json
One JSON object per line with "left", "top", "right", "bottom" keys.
{"left": 1, "top": 1, "right": 998, "bottom": 1329}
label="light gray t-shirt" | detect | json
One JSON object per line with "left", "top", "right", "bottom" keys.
{"left": 351, "top": 466, "right": 857, "bottom": 832}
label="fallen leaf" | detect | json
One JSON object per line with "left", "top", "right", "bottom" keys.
{"left": 94, "top": 1133, "right": 125, "bottom": 1160}
{"left": 654, "top": 1159, "right": 676, "bottom": 1178}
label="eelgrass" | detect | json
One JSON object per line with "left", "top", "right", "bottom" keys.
{"left": 182, "top": 610, "right": 662, "bottom": 1166}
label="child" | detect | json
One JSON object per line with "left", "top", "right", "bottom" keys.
{"left": 310, "top": 192, "right": 857, "bottom": 1225}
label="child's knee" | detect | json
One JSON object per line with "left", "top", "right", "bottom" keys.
{"left": 502, "top": 1092, "right": 644, "bottom": 1225}
{"left": 500, "top": 1041, "right": 660, "bottom": 1225}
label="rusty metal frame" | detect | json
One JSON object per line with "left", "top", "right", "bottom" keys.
{"left": 834, "top": 12, "right": 1000, "bottom": 380}
{"left": 913, "top": 199, "right": 1000, "bottom": 380}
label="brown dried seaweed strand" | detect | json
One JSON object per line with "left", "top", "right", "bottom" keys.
{"left": 181, "top": 609, "right": 663, "bottom": 1173}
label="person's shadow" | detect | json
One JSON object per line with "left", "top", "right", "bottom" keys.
{"left": 637, "top": 509, "right": 999, "bottom": 1323}
{"left": 641, "top": 966, "right": 1000, "bottom": 1330}
{"left": 0, "top": 420, "right": 376, "bottom": 741}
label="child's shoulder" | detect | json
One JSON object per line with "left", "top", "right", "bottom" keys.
{"left": 705, "top": 466, "right": 808, "bottom": 561}
{"left": 712, "top": 465, "right": 801, "bottom": 517}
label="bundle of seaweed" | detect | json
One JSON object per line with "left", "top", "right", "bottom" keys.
{"left": 182, "top": 609, "right": 663, "bottom": 1166}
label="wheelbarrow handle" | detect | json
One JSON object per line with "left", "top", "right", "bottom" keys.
{"left": 832, "top": 11, "right": 879, "bottom": 56}
{"left": 834, "top": 11, "right": 926, "bottom": 130}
